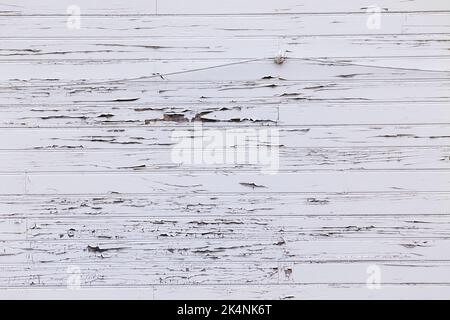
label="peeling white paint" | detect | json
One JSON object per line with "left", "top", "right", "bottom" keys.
{"left": 0, "top": 0, "right": 449, "bottom": 300}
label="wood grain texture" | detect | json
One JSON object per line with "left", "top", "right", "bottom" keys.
{"left": 0, "top": 0, "right": 449, "bottom": 299}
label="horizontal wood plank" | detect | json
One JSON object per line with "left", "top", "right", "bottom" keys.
{"left": 1, "top": 238, "right": 449, "bottom": 264}
{"left": 0, "top": 102, "right": 448, "bottom": 128}
{"left": 0, "top": 0, "right": 448, "bottom": 15}
{"left": 1, "top": 13, "right": 449, "bottom": 38}
{"left": 1, "top": 284, "right": 449, "bottom": 300}
{"left": 19, "top": 215, "right": 450, "bottom": 242}
{"left": 0, "top": 261, "right": 449, "bottom": 287}
{"left": 1, "top": 192, "right": 449, "bottom": 217}
{"left": 1, "top": 35, "right": 449, "bottom": 62}
{"left": 0, "top": 171, "right": 443, "bottom": 195}
{"left": 6, "top": 215, "right": 450, "bottom": 241}
{"left": 0, "top": 125, "right": 448, "bottom": 151}
{"left": 1, "top": 79, "right": 448, "bottom": 105}
{"left": 0, "top": 146, "right": 448, "bottom": 173}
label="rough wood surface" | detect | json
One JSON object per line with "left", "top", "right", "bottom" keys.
{"left": 0, "top": 0, "right": 449, "bottom": 300}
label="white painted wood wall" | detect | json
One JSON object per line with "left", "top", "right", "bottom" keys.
{"left": 0, "top": 0, "right": 449, "bottom": 299}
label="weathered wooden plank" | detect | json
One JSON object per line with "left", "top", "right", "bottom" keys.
{"left": 0, "top": 0, "right": 448, "bottom": 15}
{"left": 2, "top": 57, "right": 449, "bottom": 84}
{"left": 1, "top": 102, "right": 449, "bottom": 128}
{"left": 1, "top": 13, "right": 449, "bottom": 38}
{"left": 1, "top": 192, "right": 449, "bottom": 218}
{"left": 1, "top": 284, "right": 450, "bottom": 300}
{"left": 1, "top": 79, "right": 448, "bottom": 105}
{"left": 1, "top": 238, "right": 449, "bottom": 264}
{"left": 9, "top": 171, "right": 448, "bottom": 195}
{"left": 1, "top": 35, "right": 449, "bottom": 62}
{"left": 0, "top": 261, "right": 449, "bottom": 287}
{"left": 6, "top": 215, "right": 450, "bottom": 241}
{"left": 0, "top": 146, "right": 448, "bottom": 173}
{"left": 0, "top": 125, "right": 448, "bottom": 150}
{"left": 21, "top": 216, "right": 450, "bottom": 242}
{"left": 5, "top": 59, "right": 448, "bottom": 89}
